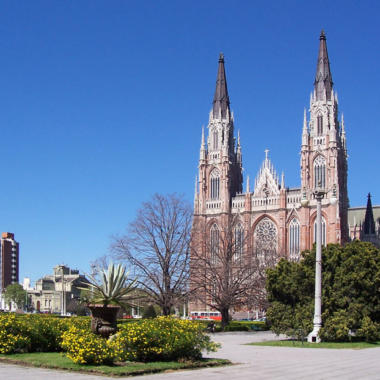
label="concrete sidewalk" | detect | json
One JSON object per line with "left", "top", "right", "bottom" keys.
{"left": 1, "top": 331, "right": 380, "bottom": 379}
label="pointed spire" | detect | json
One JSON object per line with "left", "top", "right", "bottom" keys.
{"left": 236, "top": 129, "right": 242, "bottom": 163}
{"left": 212, "top": 53, "right": 230, "bottom": 119}
{"left": 302, "top": 108, "right": 309, "bottom": 147}
{"left": 314, "top": 30, "right": 333, "bottom": 101}
{"left": 303, "top": 108, "right": 307, "bottom": 131}
{"left": 246, "top": 175, "right": 250, "bottom": 193}
{"left": 281, "top": 172, "right": 285, "bottom": 189}
{"left": 363, "top": 193, "right": 376, "bottom": 235}
{"left": 199, "top": 125, "right": 206, "bottom": 160}
{"left": 194, "top": 175, "right": 198, "bottom": 199}
{"left": 341, "top": 113, "right": 346, "bottom": 149}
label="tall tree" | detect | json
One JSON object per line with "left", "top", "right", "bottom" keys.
{"left": 266, "top": 241, "right": 380, "bottom": 341}
{"left": 191, "top": 214, "right": 278, "bottom": 328}
{"left": 4, "top": 283, "right": 27, "bottom": 309}
{"left": 112, "top": 193, "right": 192, "bottom": 315}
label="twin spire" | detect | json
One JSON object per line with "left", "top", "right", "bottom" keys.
{"left": 212, "top": 30, "right": 333, "bottom": 119}
{"left": 314, "top": 30, "right": 333, "bottom": 100}
{"left": 213, "top": 53, "right": 230, "bottom": 119}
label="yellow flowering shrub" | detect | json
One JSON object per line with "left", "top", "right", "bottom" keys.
{"left": 111, "top": 316, "right": 219, "bottom": 362}
{"left": 0, "top": 314, "right": 219, "bottom": 364}
{"left": 0, "top": 313, "right": 91, "bottom": 354}
{"left": 61, "top": 326, "right": 114, "bottom": 364}
{"left": 0, "top": 314, "right": 31, "bottom": 353}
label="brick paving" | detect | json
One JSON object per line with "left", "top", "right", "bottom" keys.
{"left": 1, "top": 331, "right": 380, "bottom": 379}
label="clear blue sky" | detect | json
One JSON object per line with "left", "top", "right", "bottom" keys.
{"left": 1, "top": 0, "right": 379, "bottom": 284}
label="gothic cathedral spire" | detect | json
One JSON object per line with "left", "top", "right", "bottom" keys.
{"left": 194, "top": 53, "right": 243, "bottom": 215}
{"left": 300, "top": 30, "right": 349, "bottom": 245}
{"left": 314, "top": 30, "right": 333, "bottom": 101}
{"left": 213, "top": 53, "right": 230, "bottom": 119}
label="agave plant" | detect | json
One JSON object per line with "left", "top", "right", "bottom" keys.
{"left": 81, "top": 262, "right": 137, "bottom": 308}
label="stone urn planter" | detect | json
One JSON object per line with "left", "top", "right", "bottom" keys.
{"left": 79, "top": 262, "right": 136, "bottom": 338}
{"left": 88, "top": 304, "right": 120, "bottom": 338}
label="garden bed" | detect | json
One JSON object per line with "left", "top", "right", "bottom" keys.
{"left": 0, "top": 352, "right": 231, "bottom": 376}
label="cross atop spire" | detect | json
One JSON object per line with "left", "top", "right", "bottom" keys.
{"left": 213, "top": 53, "right": 230, "bottom": 119}
{"left": 314, "top": 30, "right": 333, "bottom": 101}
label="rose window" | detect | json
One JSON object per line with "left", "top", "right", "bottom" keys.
{"left": 254, "top": 217, "right": 277, "bottom": 256}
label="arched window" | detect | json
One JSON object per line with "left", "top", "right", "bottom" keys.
{"left": 317, "top": 115, "right": 323, "bottom": 136}
{"left": 210, "top": 224, "right": 219, "bottom": 265}
{"left": 254, "top": 217, "right": 277, "bottom": 262}
{"left": 314, "top": 155, "right": 326, "bottom": 189}
{"left": 289, "top": 218, "right": 300, "bottom": 261}
{"left": 234, "top": 224, "right": 243, "bottom": 263}
{"left": 213, "top": 130, "right": 218, "bottom": 150}
{"left": 210, "top": 169, "right": 220, "bottom": 199}
{"left": 314, "top": 216, "right": 326, "bottom": 246}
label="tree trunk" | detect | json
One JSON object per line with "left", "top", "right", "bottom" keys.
{"left": 221, "top": 307, "right": 230, "bottom": 330}
{"left": 162, "top": 304, "right": 171, "bottom": 316}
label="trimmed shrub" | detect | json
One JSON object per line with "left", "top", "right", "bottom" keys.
{"left": 0, "top": 314, "right": 219, "bottom": 364}
{"left": 356, "top": 316, "right": 380, "bottom": 342}
{"left": 61, "top": 326, "right": 114, "bottom": 364}
{"left": 320, "top": 310, "right": 354, "bottom": 342}
{"left": 0, "top": 313, "right": 91, "bottom": 354}
{"left": 0, "top": 314, "right": 31, "bottom": 353}
{"left": 112, "top": 316, "right": 219, "bottom": 362}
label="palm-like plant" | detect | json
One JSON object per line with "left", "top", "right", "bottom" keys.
{"left": 81, "top": 262, "right": 137, "bottom": 308}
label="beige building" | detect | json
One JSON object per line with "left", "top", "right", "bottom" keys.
{"left": 28, "top": 265, "right": 87, "bottom": 314}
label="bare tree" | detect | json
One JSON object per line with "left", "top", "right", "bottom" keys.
{"left": 111, "top": 193, "right": 192, "bottom": 316}
{"left": 190, "top": 214, "right": 278, "bottom": 328}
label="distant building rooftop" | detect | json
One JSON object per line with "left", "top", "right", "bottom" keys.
{"left": 348, "top": 205, "right": 380, "bottom": 226}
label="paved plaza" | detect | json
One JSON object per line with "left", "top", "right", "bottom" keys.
{"left": 1, "top": 331, "right": 380, "bottom": 379}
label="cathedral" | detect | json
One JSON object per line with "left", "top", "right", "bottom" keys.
{"left": 190, "top": 31, "right": 350, "bottom": 314}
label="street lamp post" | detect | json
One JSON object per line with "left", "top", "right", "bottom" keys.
{"left": 306, "top": 184, "right": 337, "bottom": 343}
{"left": 307, "top": 188, "right": 325, "bottom": 343}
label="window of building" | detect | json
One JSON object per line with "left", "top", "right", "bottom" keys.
{"left": 210, "top": 224, "right": 219, "bottom": 265}
{"left": 314, "top": 155, "right": 326, "bottom": 189}
{"left": 314, "top": 216, "right": 327, "bottom": 246}
{"left": 210, "top": 169, "right": 220, "bottom": 199}
{"left": 254, "top": 217, "right": 277, "bottom": 262}
{"left": 234, "top": 224, "right": 243, "bottom": 263}
{"left": 213, "top": 130, "right": 218, "bottom": 150}
{"left": 289, "top": 218, "right": 300, "bottom": 261}
{"left": 211, "top": 279, "right": 217, "bottom": 304}
{"left": 317, "top": 115, "right": 323, "bottom": 136}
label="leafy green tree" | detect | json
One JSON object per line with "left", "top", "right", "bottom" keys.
{"left": 4, "top": 283, "right": 27, "bottom": 309}
{"left": 266, "top": 241, "right": 380, "bottom": 341}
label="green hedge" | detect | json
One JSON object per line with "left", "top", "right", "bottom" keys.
{"left": 195, "top": 320, "right": 268, "bottom": 332}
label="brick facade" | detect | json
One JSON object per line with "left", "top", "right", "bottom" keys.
{"left": 190, "top": 32, "right": 349, "bottom": 314}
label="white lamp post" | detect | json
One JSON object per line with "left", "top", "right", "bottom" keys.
{"left": 307, "top": 185, "right": 337, "bottom": 343}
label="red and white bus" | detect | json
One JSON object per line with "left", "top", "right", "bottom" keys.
{"left": 190, "top": 311, "right": 222, "bottom": 321}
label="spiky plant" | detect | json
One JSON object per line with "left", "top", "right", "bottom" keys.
{"left": 80, "top": 262, "right": 137, "bottom": 308}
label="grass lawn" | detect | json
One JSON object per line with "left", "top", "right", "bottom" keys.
{"left": 0, "top": 352, "right": 230, "bottom": 376}
{"left": 248, "top": 340, "right": 380, "bottom": 349}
